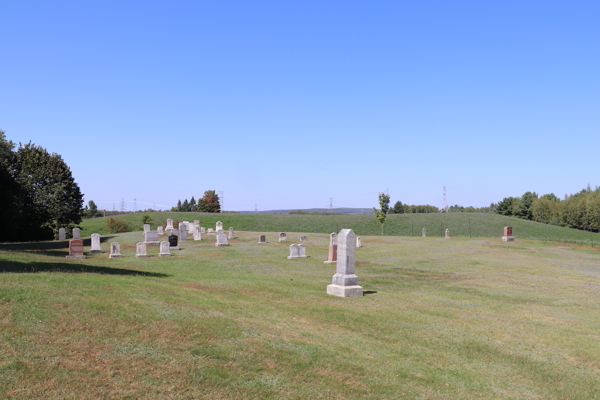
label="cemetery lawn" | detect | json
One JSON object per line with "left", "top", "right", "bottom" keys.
{"left": 81, "top": 211, "right": 600, "bottom": 245}
{"left": 1, "top": 232, "right": 599, "bottom": 399}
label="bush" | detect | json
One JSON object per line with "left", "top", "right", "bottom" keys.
{"left": 106, "top": 217, "right": 131, "bottom": 234}
{"left": 142, "top": 214, "right": 152, "bottom": 225}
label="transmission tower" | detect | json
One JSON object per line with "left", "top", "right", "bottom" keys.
{"left": 112, "top": 202, "right": 115, "bottom": 211}
{"left": 120, "top": 197, "right": 126, "bottom": 212}
{"left": 328, "top": 198, "right": 334, "bottom": 213}
{"left": 153, "top": 202, "right": 156, "bottom": 211}
{"left": 254, "top": 204, "right": 258, "bottom": 212}
{"left": 218, "top": 191, "right": 224, "bottom": 212}
{"left": 441, "top": 186, "right": 448, "bottom": 213}
{"left": 133, "top": 198, "right": 137, "bottom": 212}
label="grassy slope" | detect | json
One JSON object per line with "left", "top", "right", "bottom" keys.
{"left": 1, "top": 232, "right": 599, "bottom": 399}
{"left": 80, "top": 212, "right": 600, "bottom": 245}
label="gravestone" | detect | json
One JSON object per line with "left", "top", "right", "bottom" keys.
{"left": 180, "top": 222, "right": 189, "bottom": 232}
{"left": 91, "top": 233, "right": 103, "bottom": 253}
{"left": 356, "top": 237, "right": 362, "bottom": 248}
{"left": 166, "top": 219, "right": 174, "bottom": 231}
{"left": 288, "top": 244, "right": 308, "bottom": 259}
{"left": 279, "top": 232, "right": 287, "bottom": 242}
{"left": 109, "top": 242, "right": 121, "bottom": 258}
{"left": 194, "top": 220, "right": 200, "bottom": 225}
{"left": 445, "top": 229, "right": 451, "bottom": 239}
{"left": 324, "top": 233, "right": 337, "bottom": 264}
{"left": 59, "top": 228, "right": 66, "bottom": 241}
{"left": 200, "top": 227, "right": 205, "bottom": 233}
{"left": 136, "top": 242, "right": 148, "bottom": 257}
{"left": 228, "top": 227, "right": 235, "bottom": 239}
{"left": 72, "top": 228, "right": 80, "bottom": 239}
{"left": 172, "top": 229, "right": 180, "bottom": 238}
{"left": 208, "top": 228, "right": 214, "bottom": 234}
{"left": 300, "top": 235, "right": 308, "bottom": 241}
{"left": 216, "top": 221, "right": 223, "bottom": 232}
{"left": 144, "top": 224, "right": 150, "bottom": 233}
{"left": 144, "top": 230, "right": 160, "bottom": 244}
{"left": 159, "top": 241, "right": 172, "bottom": 257}
{"left": 502, "top": 226, "right": 515, "bottom": 242}
{"left": 215, "top": 230, "right": 229, "bottom": 247}
{"left": 188, "top": 223, "right": 197, "bottom": 235}
{"left": 168, "top": 234, "right": 180, "bottom": 250}
{"left": 327, "top": 229, "right": 363, "bottom": 297}
{"left": 180, "top": 229, "right": 188, "bottom": 241}
{"left": 157, "top": 226, "right": 164, "bottom": 235}
{"left": 422, "top": 227, "right": 427, "bottom": 237}
{"left": 194, "top": 229, "right": 202, "bottom": 241}
{"left": 66, "top": 239, "right": 85, "bottom": 259}
{"left": 259, "top": 235, "right": 267, "bottom": 244}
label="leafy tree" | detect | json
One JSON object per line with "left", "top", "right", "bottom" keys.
{"left": 86, "top": 200, "right": 99, "bottom": 218}
{"left": 198, "top": 190, "right": 221, "bottom": 213}
{"left": 496, "top": 197, "right": 516, "bottom": 216}
{"left": 515, "top": 191, "right": 538, "bottom": 220}
{"left": 392, "top": 201, "right": 404, "bottom": 214}
{"left": 189, "top": 196, "right": 197, "bottom": 211}
{"left": 142, "top": 214, "right": 152, "bottom": 225}
{"left": 373, "top": 192, "right": 390, "bottom": 236}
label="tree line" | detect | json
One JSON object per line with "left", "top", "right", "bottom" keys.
{"left": 0, "top": 131, "right": 84, "bottom": 242}
{"left": 495, "top": 185, "right": 600, "bottom": 232}
{"left": 173, "top": 190, "right": 221, "bottom": 213}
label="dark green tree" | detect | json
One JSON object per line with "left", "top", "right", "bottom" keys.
{"left": 496, "top": 197, "right": 516, "bottom": 216}
{"left": 392, "top": 201, "right": 404, "bottom": 214}
{"left": 198, "top": 190, "right": 221, "bottom": 213}
{"left": 189, "top": 196, "right": 197, "bottom": 211}
{"left": 373, "top": 192, "right": 390, "bottom": 236}
{"left": 515, "top": 191, "right": 538, "bottom": 220}
{"left": 86, "top": 200, "right": 99, "bottom": 218}
{"left": 182, "top": 199, "right": 190, "bottom": 211}
{"left": 176, "top": 199, "right": 182, "bottom": 211}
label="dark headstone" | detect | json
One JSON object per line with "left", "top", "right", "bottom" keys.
{"left": 168, "top": 235, "right": 178, "bottom": 247}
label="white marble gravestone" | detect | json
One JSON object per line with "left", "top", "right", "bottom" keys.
{"left": 300, "top": 235, "right": 308, "bottom": 241}
{"left": 72, "top": 228, "right": 80, "bottom": 239}
{"left": 143, "top": 224, "right": 150, "bottom": 233}
{"left": 180, "top": 222, "right": 189, "bottom": 232}
{"left": 144, "top": 230, "right": 160, "bottom": 244}
{"left": 59, "top": 228, "right": 66, "bottom": 241}
{"left": 109, "top": 242, "right": 121, "bottom": 258}
{"left": 136, "top": 242, "right": 148, "bottom": 257}
{"left": 325, "top": 233, "right": 337, "bottom": 264}
{"left": 194, "top": 220, "right": 200, "bottom": 225}
{"left": 194, "top": 229, "right": 202, "bottom": 241}
{"left": 91, "top": 233, "right": 103, "bottom": 253}
{"left": 288, "top": 244, "right": 308, "bottom": 259}
{"left": 258, "top": 235, "right": 267, "bottom": 243}
{"left": 228, "top": 227, "right": 235, "bottom": 239}
{"left": 166, "top": 219, "right": 174, "bottom": 231}
{"left": 356, "top": 237, "right": 362, "bottom": 248}
{"left": 180, "top": 229, "right": 188, "bottom": 241}
{"left": 207, "top": 228, "right": 214, "bottom": 234}
{"left": 422, "top": 228, "right": 427, "bottom": 237}
{"left": 445, "top": 229, "right": 451, "bottom": 239}
{"left": 327, "top": 229, "right": 363, "bottom": 297}
{"left": 157, "top": 226, "right": 164, "bottom": 235}
{"left": 200, "top": 227, "right": 205, "bottom": 233}
{"left": 215, "top": 230, "right": 229, "bottom": 247}
{"left": 216, "top": 221, "right": 223, "bottom": 232}
{"left": 279, "top": 232, "right": 287, "bottom": 242}
{"left": 159, "top": 241, "right": 172, "bottom": 257}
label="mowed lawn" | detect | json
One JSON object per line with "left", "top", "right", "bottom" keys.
{"left": 1, "top": 231, "right": 599, "bottom": 399}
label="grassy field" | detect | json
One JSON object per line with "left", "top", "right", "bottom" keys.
{"left": 1, "top": 230, "right": 599, "bottom": 399}
{"left": 80, "top": 212, "right": 600, "bottom": 245}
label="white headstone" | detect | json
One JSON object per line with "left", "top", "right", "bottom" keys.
{"left": 136, "top": 242, "right": 148, "bottom": 257}
{"left": 91, "top": 233, "right": 103, "bottom": 253}
{"left": 157, "top": 226, "right": 164, "bottom": 235}
{"left": 143, "top": 224, "right": 150, "bottom": 233}
{"left": 159, "top": 241, "right": 172, "bottom": 257}
{"left": 194, "top": 229, "right": 202, "bottom": 241}
{"left": 194, "top": 220, "right": 200, "bottom": 225}
{"left": 59, "top": 228, "right": 66, "bottom": 241}
{"left": 288, "top": 243, "right": 308, "bottom": 259}
{"left": 228, "top": 227, "right": 234, "bottom": 239}
{"left": 330, "top": 232, "right": 337, "bottom": 246}
{"left": 216, "top": 221, "right": 223, "bottom": 232}
{"left": 109, "top": 242, "right": 121, "bottom": 258}
{"left": 422, "top": 227, "right": 427, "bottom": 237}
{"left": 356, "top": 237, "right": 362, "bottom": 248}
{"left": 145, "top": 230, "right": 160, "bottom": 244}
{"left": 180, "top": 229, "right": 188, "bottom": 241}
{"left": 200, "top": 227, "right": 205, "bottom": 233}
{"left": 259, "top": 235, "right": 267, "bottom": 243}
{"left": 327, "top": 229, "right": 363, "bottom": 297}
{"left": 207, "top": 228, "right": 214, "bottom": 234}
{"left": 166, "top": 219, "right": 174, "bottom": 231}
{"left": 72, "top": 228, "right": 80, "bottom": 239}
{"left": 215, "top": 230, "right": 229, "bottom": 247}
{"left": 279, "top": 232, "right": 287, "bottom": 242}
{"left": 180, "top": 222, "right": 189, "bottom": 232}
{"left": 445, "top": 229, "right": 450, "bottom": 239}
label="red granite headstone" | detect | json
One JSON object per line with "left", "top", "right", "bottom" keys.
{"left": 504, "top": 227, "right": 512, "bottom": 237}
{"left": 68, "top": 239, "right": 84, "bottom": 257}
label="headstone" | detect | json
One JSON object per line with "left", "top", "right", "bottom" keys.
{"left": 91, "top": 233, "right": 103, "bottom": 253}
{"left": 194, "top": 229, "right": 202, "bottom": 241}
{"left": 279, "top": 232, "right": 287, "bottom": 242}
{"left": 259, "top": 235, "right": 267, "bottom": 243}
{"left": 300, "top": 235, "right": 308, "bottom": 241}
{"left": 208, "top": 228, "right": 214, "bottom": 234}
{"left": 166, "top": 219, "right": 174, "bottom": 231}
{"left": 194, "top": 220, "right": 200, "bottom": 225}
{"left": 188, "top": 223, "right": 197, "bottom": 235}
{"left": 66, "top": 239, "right": 85, "bottom": 259}
{"left": 159, "top": 241, "right": 172, "bottom": 257}
{"left": 136, "top": 242, "right": 148, "bottom": 257}
{"left": 109, "top": 242, "right": 121, "bottom": 258}
{"left": 59, "top": 228, "right": 66, "bottom": 241}
{"left": 180, "top": 222, "right": 189, "bottom": 232}
{"left": 327, "top": 229, "right": 363, "bottom": 297}
{"left": 172, "top": 229, "right": 180, "bottom": 238}
{"left": 180, "top": 229, "right": 188, "bottom": 241}
{"left": 356, "top": 237, "right": 362, "bottom": 248}
{"left": 168, "top": 234, "right": 179, "bottom": 250}
{"left": 324, "top": 233, "right": 337, "bottom": 264}
{"left": 143, "top": 224, "right": 150, "bottom": 233}
{"left": 144, "top": 230, "right": 160, "bottom": 244}
{"left": 200, "top": 227, "right": 206, "bottom": 233}
{"left": 288, "top": 244, "right": 308, "bottom": 259}
{"left": 502, "top": 226, "right": 515, "bottom": 242}
{"left": 228, "top": 227, "right": 235, "bottom": 239}
{"left": 445, "top": 229, "right": 451, "bottom": 239}
{"left": 157, "top": 226, "right": 164, "bottom": 235}
{"left": 215, "top": 230, "right": 229, "bottom": 247}
{"left": 72, "top": 228, "right": 80, "bottom": 239}
{"left": 216, "top": 221, "right": 223, "bottom": 232}
{"left": 422, "top": 227, "right": 427, "bottom": 237}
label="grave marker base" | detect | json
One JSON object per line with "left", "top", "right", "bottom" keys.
{"left": 65, "top": 255, "right": 86, "bottom": 259}
{"left": 502, "top": 236, "right": 515, "bottom": 242}
{"left": 327, "top": 284, "right": 363, "bottom": 297}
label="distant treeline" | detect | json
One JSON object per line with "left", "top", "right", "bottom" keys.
{"left": 288, "top": 210, "right": 344, "bottom": 215}
{"left": 495, "top": 185, "right": 600, "bottom": 232}
{"left": 388, "top": 201, "right": 495, "bottom": 214}
{"left": 173, "top": 190, "right": 221, "bottom": 213}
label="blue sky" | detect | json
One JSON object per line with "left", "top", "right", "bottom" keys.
{"left": 1, "top": 1, "right": 598, "bottom": 211}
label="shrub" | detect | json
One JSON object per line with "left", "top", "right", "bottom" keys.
{"left": 106, "top": 217, "right": 130, "bottom": 234}
{"left": 142, "top": 214, "right": 152, "bottom": 225}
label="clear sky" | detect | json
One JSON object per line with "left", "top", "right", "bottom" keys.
{"left": 1, "top": 1, "right": 599, "bottom": 211}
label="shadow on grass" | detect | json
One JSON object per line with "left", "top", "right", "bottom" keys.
{"left": 0, "top": 236, "right": 117, "bottom": 258}
{"left": 0, "top": 260, "right": 169, "bottom": 277}
{"left": 363, "top": 291, "right": 378, "bottom": 295}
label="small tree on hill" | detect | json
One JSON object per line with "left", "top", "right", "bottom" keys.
{"left": 176, "top": 199, "right": 182, "bottom": 211}
{"left": 182, "top": 199, "right": 190, "bottom": 212}
{"left": 373, "top": 192, "right": 390, "bottom": 236}
{"left": 190, "top": 196, "right": 197, "bottom": 211}
{"left": 198, "top": 190, "right": 221, "bottom": 213}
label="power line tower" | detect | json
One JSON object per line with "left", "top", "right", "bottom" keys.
{"left": 441, "top": 186, "right": 449, "bottom": 213}
{"left": 120, "top": 197, "right": 126, "bottom": 212}
{"left": 254, "top": 204, "right": 258, "bottom": 212}
{"left": 217, "top": 191, "right": 224, "bottom": 212}
{"left": 153, "top": 202, "right": 156, "bottom": 211}
{"left": 112, "top": 202, "right": 115, "bottom": 212}
{"left": 328, "top": 198, "right": 334, "bottom": 213}
{"left": 133, "top": 198, "right": 137, "bottom": 212}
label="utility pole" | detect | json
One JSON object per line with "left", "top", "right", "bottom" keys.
{"left": 254, "top": 204, "right": 258, "bottom": 212}
{"left": 133, "top": 198, "right": 137, "bottom": 212}
{"left": 441, "top": 186, "right": 448, "bottom": 213}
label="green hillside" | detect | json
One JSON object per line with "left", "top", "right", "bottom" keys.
{"left": 79, "top": 212, "right": 600, "bottom": 245}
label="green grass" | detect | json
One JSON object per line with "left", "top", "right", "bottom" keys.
{"left": 80, "top": 211, "right": 600, "bottom": 245}
{"left": 1, "top": 231, "right": 599, "bottom": 399}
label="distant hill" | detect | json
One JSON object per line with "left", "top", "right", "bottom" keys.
{"left": 239, "top": 207, "right": 374, "bottom": 214}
